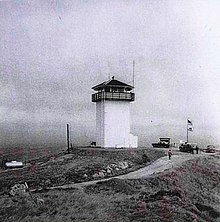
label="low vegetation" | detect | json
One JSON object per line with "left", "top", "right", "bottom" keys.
{"left": 0, "top": 155, "right": 219, "bottom": 221}
{"left": 0, "top": 148, "right": 165, "bottom": 193}
{"left": 1, "top": 149, "right": 219, "bottom": 221}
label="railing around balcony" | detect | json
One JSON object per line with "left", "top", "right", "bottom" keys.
{"left": 92, "top": 92, "right": 135, "bottom": 102}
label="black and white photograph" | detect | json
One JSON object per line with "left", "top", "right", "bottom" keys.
{"left": 0, "top": 0, "right": 220, "bottom": 221}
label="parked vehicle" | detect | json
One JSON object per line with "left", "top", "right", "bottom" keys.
{"left": 152, "top": 138, "right": 171, "bottom": 148}
{"left": 179, "top": 143, "right": 197, "bottom": 153}
{"left": 202, "top": 145, "right": 215, "bottom": 153}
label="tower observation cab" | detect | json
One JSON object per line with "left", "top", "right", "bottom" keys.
{"left": 92, "top": 76, "right": 135, "bottom": 102}
{"left": 92, "top": 76, "right": 138, "bottom": 148}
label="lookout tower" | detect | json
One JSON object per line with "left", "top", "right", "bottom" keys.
{"left": 92, "top": 76, "right": 138, "bottom": 148}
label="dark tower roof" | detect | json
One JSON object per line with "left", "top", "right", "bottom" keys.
{"left": 92, "top": 76, "right": 133, "bottom": 91}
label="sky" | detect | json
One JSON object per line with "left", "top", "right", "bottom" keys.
{"left": 0, "top": 0, "right": 220, "bottom": 148}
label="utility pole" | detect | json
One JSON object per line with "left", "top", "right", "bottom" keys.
{"left": 187, "top": 123, "right": 188, "bottom": 143}
{"left": 132, "top": 60, "right": 135, "bottom": 88}
{"left": 67, "top": 124, "right": 70, "bottom": 154}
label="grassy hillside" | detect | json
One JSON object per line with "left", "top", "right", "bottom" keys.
{"left": 0, "top": 148, "right": 165, "bottom": 193}
{"left": 0, "top": 155, "right": 219, "bottom": 222}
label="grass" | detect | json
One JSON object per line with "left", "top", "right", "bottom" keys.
{"left": 1, "top": 150, "right": 219, "bottom": 221}
{"left": 0, "top": 148, "right": 165, "bottom": 193}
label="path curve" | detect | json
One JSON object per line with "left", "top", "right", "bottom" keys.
{"left": 50, "top": 153, "right": 209, "bottom": 190}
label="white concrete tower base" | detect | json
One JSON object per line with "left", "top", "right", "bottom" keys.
{"left": 96, "top": 100, "right": 137, "bottom": 148}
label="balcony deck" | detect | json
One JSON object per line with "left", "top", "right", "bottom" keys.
{"left": 92, "top": 92, "right": 135, "bottom": 102}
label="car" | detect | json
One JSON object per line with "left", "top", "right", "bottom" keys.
{"left": 179, "top": 143, "right": 192, "bottom": 153}
{"left": 202, "top": 145, "right": 215, "bottom": 153}
{"left": 152, "top": 138, "right": 171, "bottom": 148}
{"left": 179, "top": 143, "right": 198, "bottom": 153}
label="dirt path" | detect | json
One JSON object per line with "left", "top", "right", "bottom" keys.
{"left": 50, "top": 153, "right": 211, "bottom": 190}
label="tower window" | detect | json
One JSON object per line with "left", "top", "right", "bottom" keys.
{"left": 118, "top": 88, "right": 124, "bottom": 92}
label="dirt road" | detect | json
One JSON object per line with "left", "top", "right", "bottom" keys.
{"left": 51, "top": 152, "right": 216, "bottom": 190}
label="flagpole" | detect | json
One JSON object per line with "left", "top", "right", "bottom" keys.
{"left": 187, "top": 120, "right": 188, "bottom": 143}
{"left": 132, "top": 60, "right": 135, "bottom": 90}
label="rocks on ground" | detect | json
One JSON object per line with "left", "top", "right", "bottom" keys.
{"left": 91, "top": 161, "right": 131, "bottom": 179}
{"left": 9, "top": 183, "right": 45, "bottom": 208}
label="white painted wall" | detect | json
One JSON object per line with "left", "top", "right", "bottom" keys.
{"left": 96, "top": 100, "right": 138, "bottom": 148}
{"left": 96, "top": 100, "right": 104, "bottom": 147}
{"left": 129, "top": 133, "right": 138, "bottom": 148}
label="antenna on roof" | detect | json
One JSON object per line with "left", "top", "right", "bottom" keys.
{"left": 132, "top": 60, "right": 135, "bottom": 89}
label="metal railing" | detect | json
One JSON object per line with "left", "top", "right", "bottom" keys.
{"left": 92, "top": 92, "right": 135, "bottom": 102}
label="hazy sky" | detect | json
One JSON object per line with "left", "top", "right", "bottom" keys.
{"left": 1, "top": 0, "right": 220, "bottom": 148}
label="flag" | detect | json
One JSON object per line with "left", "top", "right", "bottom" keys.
{"left": 188, "top": 126, "right": 193, "bottom": 132}
{"left": 187, "top": 119, "right": 192, "bottom": 125}
{"left": 187, "top": 119, "right": 193, "bottom": 131}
